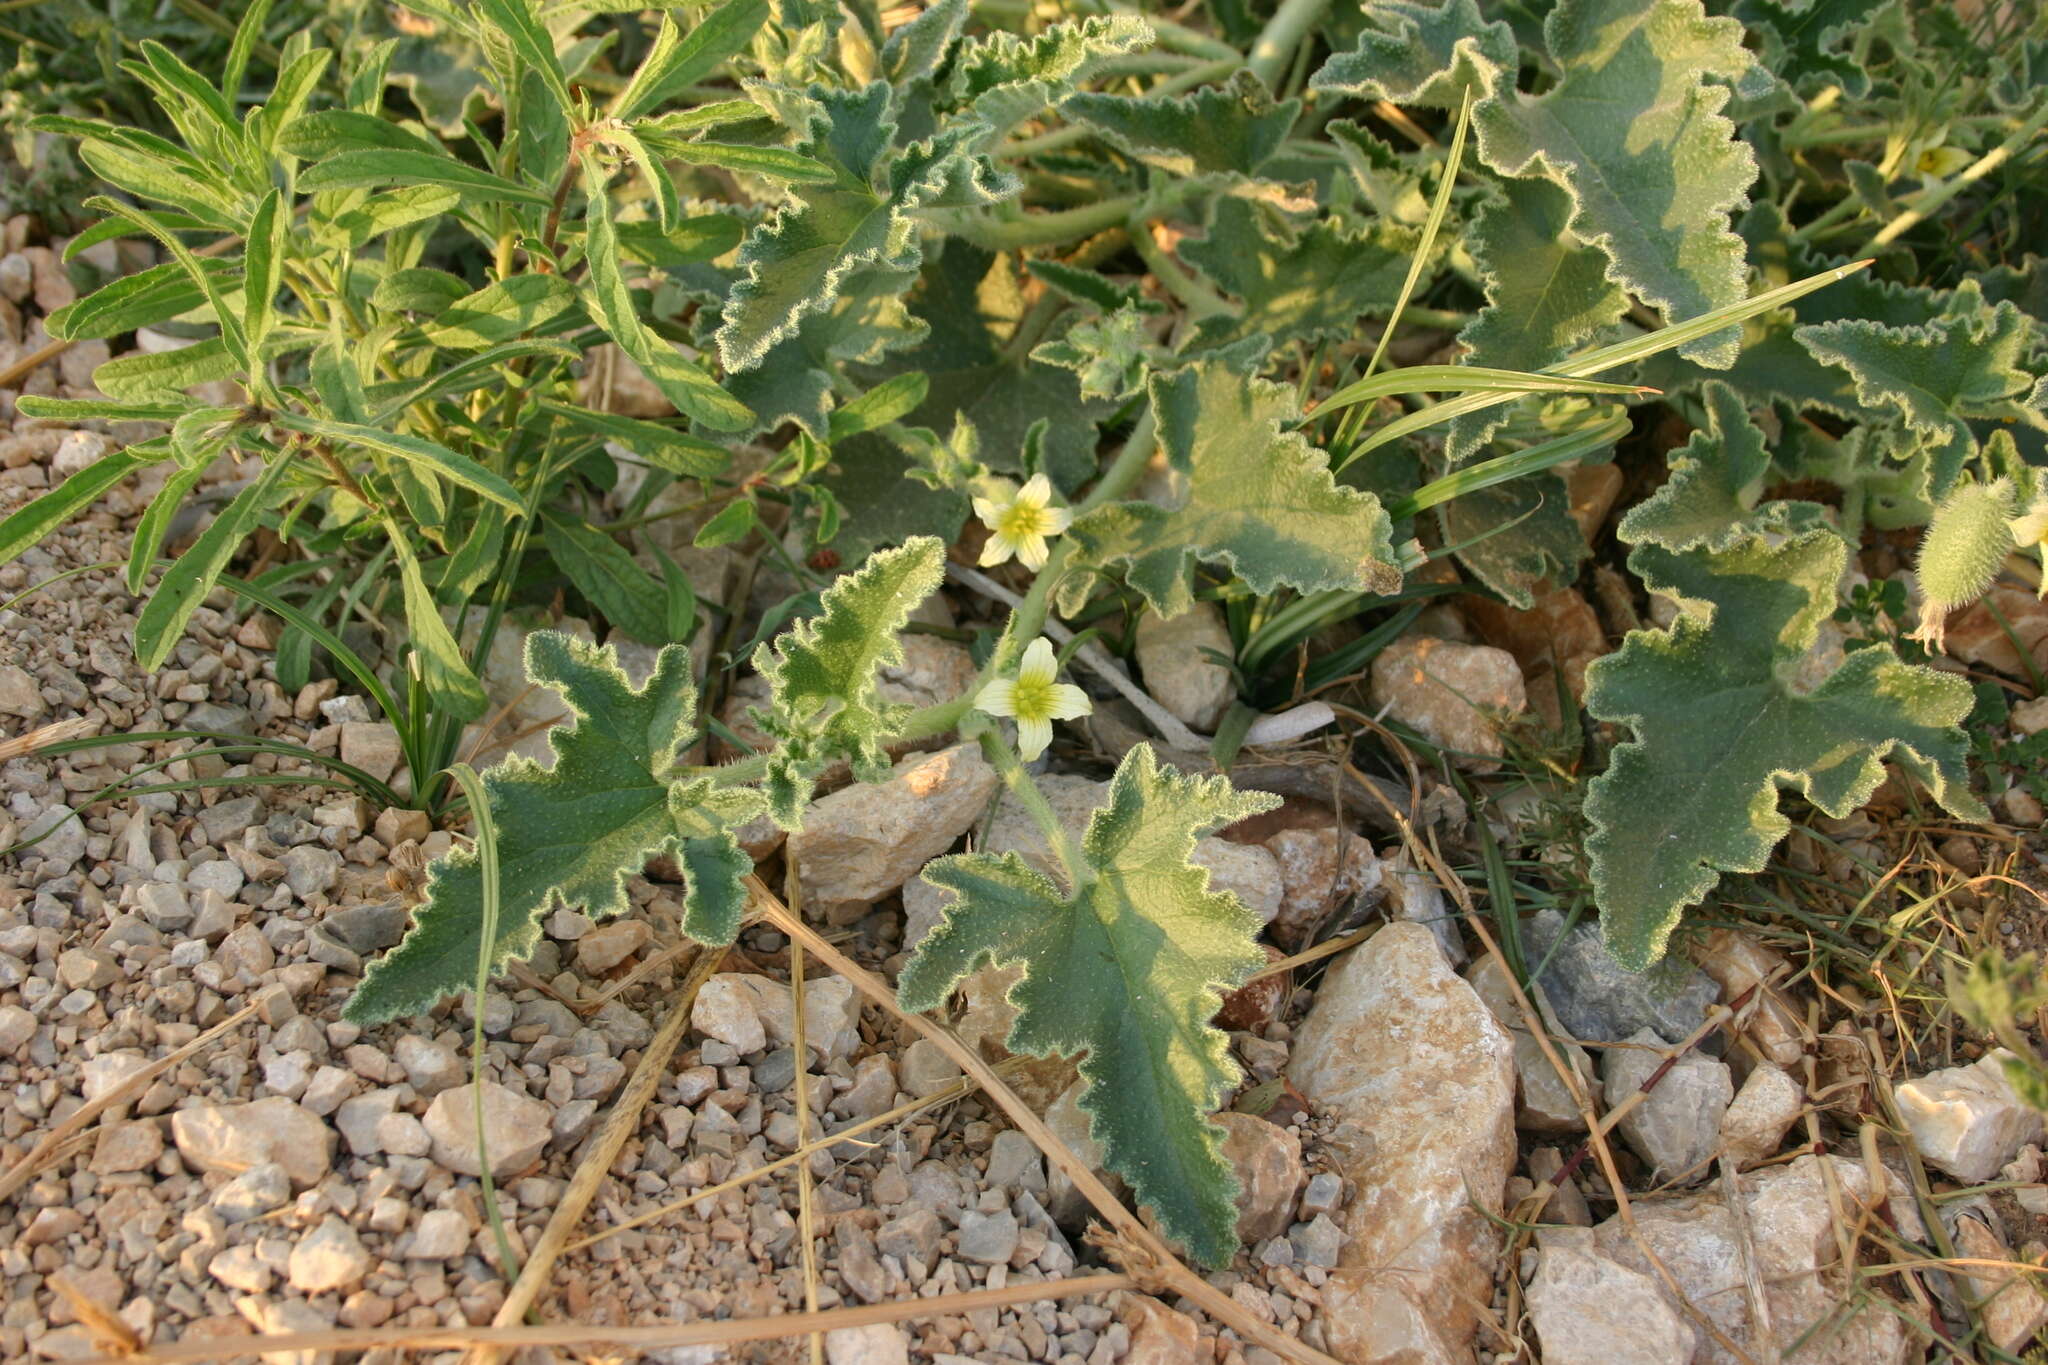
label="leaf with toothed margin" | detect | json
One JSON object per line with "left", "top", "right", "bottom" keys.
{"left": 1063, "top": 339, "right": 1401, "bottom": 620}
{"left": 1310, "top": 0, "right": 1514, "bottom": 110}
{"left": 1796, "top": 282, "right": 2048, "bottom": 502}
{"left": 948, "top": 14, "right": 1152, "bottom": 144}
{"left": 1734, "top": 0, "right": 1891, "bottom": 97}
{"left": 714, "top": 83, "right": 1011, "bottom": 374}
{"left": 1446, "top": 176, "right": 1629, "bottom": 461}
{"left": 1471, "top": 0, "right": 1771, "bottom": 369}
{"left": 1584, "top": 530, "right": 1983, "bottom": 971}
{"left": 1180, "top": 196, "right": 1420, "bottom": 350}
{"left": 899, "top": 744, "right": 1280, "bottom": 1268}
{"left": 344, "top": 634, "right": 761, "bottom": 1024}
{"left": 750, "top": 537, "right": 948, "bottom": 826}
{"left": 1617, "top": 382, "right": 1830, "bottom": 553}
{"left": 1061, "top": 69, "right": 1300, "bottom": 179}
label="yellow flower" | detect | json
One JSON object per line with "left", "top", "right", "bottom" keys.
{"left": 2011, "top": 501, "right": 2048, "bottom": 550}
{"left": 975, "top": 637, "right": 1092, "bottom": 761}
{"left": 973, "top": 474, "right": 1072, "bottom": 571}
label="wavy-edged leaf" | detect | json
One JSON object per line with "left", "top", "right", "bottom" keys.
{"left": 1617, "top": 382, "right": 1829, "bottom": 553}
{"left": 1446, "top": 176, "right": 1629, "bottom": 460}
{"left": 750, "top": 536, "right": 947, "bottom": 825}
{"left": 726, "top": 265, "right": 926, "bottom": 440}
{"left": 1438, "top": 471, "right": 1588, "bottom": 610}
{"left": 1065, "top": 341, "right": 1401, "bottom": 619}
{"left": 715, "top": 84, "right": 1002, "bottom": 372}
{"left": 346, "top": 633, "right": 762, "bottom": 1024}
{"left": 860, "top": 245, "right": 1108, "bottom": 486}
{"left": 1062, "top": 69, "right": 1300, "bottom": 179}
{"left": 1310, "top": 0, "right": 1513, "bottom": 111}
{"left": 1735, "top": 0, "right": 1887, "bottom": 97}
{"left": 1471, "top": 0, "right": 1768, "bottom": 368}
{"left": 1585, "top": 529, "right": 1983, "bottom": 969}
{"left": 1796, "top": 282, "right": 2047, "bottom": 500}
{"left": 900, "top": 745, "right": 1278, "bottom": 1267}
{"left": 1181, "top": 197, "right": 1418, "bottom": 349}
{"left": 950, "top": 14, "right": 1152, "bottom": 141}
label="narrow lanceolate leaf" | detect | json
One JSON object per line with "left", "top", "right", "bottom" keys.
{"left": 1471, "top": 0, "right": 1768, "bottom": 368}
{"left": 242, "top": 188, "right": 287, "bottom": 352}
{"left": 1181, "top": 197, "right": 1418, "bottom": 349}
{"left": 1065, "top": 342, "right": 1401, "bottom": 619}
{"left": 346, "top": 634, "right": 763, "bottom": 1024}
{"left": 421, "top": 274, "right": 578, "bottom": 349}
{"left": 610, "top": 0, "right": 767, "bottom": 122}
{"left": 1796, "top": 283, "right": 2048, "bottom": 500}
{"left": 269, "top": 414, "right": 526, "bottom": 512}
{"left": 750, "top": 537, "right": 947, "bottom": 826}
{"left": 1310, "top": 0, "right": 1514, "bottom": 110}
{"left": 393, "top": 536, "right": 489, "bottom": 721}
{"left": 715, "top": 84, "right": 997, "bottom": 373}
{"left": 298, "top": 148, "right": 554, "bottom": 205}
{"left": 0, "top": 451, "right": 155, "bottom": 567}
{"left": 545, "top": 513, "right": 670, "bottom": 645}
{"left": 135, "top": 454, "right": 293, "bottom": 671}
{"left": 1446, "top": 176, "right": 1629, "bottom": 461}
{"left": 1584, "top": 530, "right": 1984, "bottom": 970}
{"left": 901, "top": 745, "right": 1280, "bottom": 1267}
{"left": 471, "top": 0, "right": 574, "bottom": 114}
{"left": 1617, "top": 382, "right": 1828, "bottom": 553}
{"left": 1061, "top": 69, "right": 1300, "bottom": 179}
{"left": 46, "top": 259, "right": 231, "bottom": 340}
{"left": 582, "top": 160, "right": 754, "bottom": 432}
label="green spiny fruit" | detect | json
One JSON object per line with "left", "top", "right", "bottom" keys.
{"left": 1914, "top": 479, "right": 2016, "bottom": 649}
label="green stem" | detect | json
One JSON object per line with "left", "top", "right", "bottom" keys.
{"left": 974, "top": 719, "right": 1087, "bottom": 890}
{"left": 1246, "top": 0, "right": 1332, "bottom": 89}
{"left": 920, "top": 196, "right": 1148, "bottom": 249}
{"left": 1128, "top": 221, "right": 1231, "bottom": 319}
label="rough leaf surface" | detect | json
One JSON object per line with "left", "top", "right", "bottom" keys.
{"left": 899, "top": 745, "right": 1279, "bottom": 1267}
{"left": 1617, "top": 382, "right": 1827, "bottom": 552}
{"left": 1066, "top": 341, "right": 1401, "bottom": 618}
{"left": 347, "top": 634, "right": 758, "bottom": 1023}
{"left": 1062, "top": 69, "right": 1299, "bottom": 179}
{"left": 1181, "top": 197, "right": 1418, "bottom": 349}
{"left": 1584, "top": 531, "right": 1983, "bottom": 970}
{"left": 1471, "top": 0, "right": 1768, "bottom": 367}
{"left": 751, "top": 537, "right": 947, "bottom": 824}
{"left": 1311, "top": 0, "right": 1514, "bottom": 110}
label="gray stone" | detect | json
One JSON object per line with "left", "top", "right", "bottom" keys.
{"left": 1528, "top": 1243, "right": 1695, "bottom": 1365}
{"left": 0, "top": 1004, "right": 34, "bottom": 1053}
{"left": 288, "top": 1216, "right": 371, "bottom": 1293}
{"left": 1602, "top": 1028, "right": 1732, "bottom": 1182}
{"left": 1215, "top": 1111, "right": 1304, "bottom": 1242}
{"left": 171, "top": 1097, "right": 333, "bottom": 1188}
{"left": 1289, "top": 1214, "right": 1343, "bottom": 1268}
{"left": 1368, "top": 635, "right": 1526, "bottom": 771}
{"left": 339, "top": 722, "right": 403, "bottom": 783}
{"left": 577, "top": 919, "right": 651, "bottom": 973}
{"left": 900, "top": 1039, "right": 962, "bottom": 1098}
{"left": 210, "top": 1163, "right": 291, "bottom": 1222}
{"left": 1299, "top": 1170, "right": 1342, "bottom": 1220}
{"left": 986, "top": 1130, "right": 1044, "bottom": 1191}
{"left": 1720, "top": 1064, "right": 1804, "bottom": 1167}
{"left": 395, "top": 1035, "right": 463, "bottom": 1094}
{"left": 1133, "top": 601, "right": 1236, "bottom": 731}
{"left": 283, "top": 845, "right": 341, "bottom": 899}
{"left": 1465, "top": 956, "right": 1594, "bottom": 1134}
{"left": 24, "top": 802, "right": 85, "bottom": 872}
{"left": 322, "top": 901, "right": 408, "bottom": 953}
{"left": 408, "top": 1208, "right": 471, "bottom": 1260}
{"left": 197, "top": 796, "right": 264, "bottom": 844}
{"left": 422, "top": 1082, "right": 552, "bottom": 1178}
{"left": 956, "top": 1208, "right": 1019, "bottom": 1264}
{"left": 824, "top": 1324, "right": 910, "bottom": 1365}
{"left": 1896, "top": 1049, "right": 2045, "bottom": 1181}
{"left": 787, "top": 743, "right": 1000, "bottom": 923}
{"left": 875, "top": 1206, "right": 942, "bottom": 1270}
{"left": 1523, "top": 908, "right": 1719, "bottom": 1045}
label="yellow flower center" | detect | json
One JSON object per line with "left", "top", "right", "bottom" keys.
{"left": 997, "top": 501, "right": 1056, "bottom": 541}
{"left": 1010, "top": 672, "right": 1057, "bottom": 722}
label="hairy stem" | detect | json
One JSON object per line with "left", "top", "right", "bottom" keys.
{"left": 1245, "top": 0, "right": 1331, "bottom": 89}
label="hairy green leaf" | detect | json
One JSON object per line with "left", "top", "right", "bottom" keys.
{"left": 421, "top": 274, "right": 578, "bottom": 349}
{"left": 1797, "top": 283, "right": 2047, "bottom": 499}
{"left": 347, "top": 633, "right": 761, "bottom": 1024}
{"left": 299, "top": 147, "right": 554, "bottom": 204}
{"left": 135, "top": 454, "right": 293, "bottom": 671}
{"left": 1471, "top": 0, "right": 1768, "bottom": 368}
{"left": 1311, "top": 0, "right": 1513, "bottom": 110}
{"left": 0, "top": 451, "right": 156, "bottom": 567}
{"left": 750, "top": 536, "right": 947, "bottom": 824}
{"left": 715, "top": 84, "right": 1004, "bottom": 372}
{"left": 901, "top": 745, "right": 1279, "bottom": 1266}
{"left": 545, "top": 513, "right": 671, "bottom": 645}
{"left": 1066, "top": 341, "right": 1401, "bottom": 618}
{"left": 1618, "top": 382, "right": 1828, "bottom": 553}
{"left": 1447, "top": 176, "right": 1629, "bottom": 460}
{"left": 1181, "top": 197, "right": 1418, "bottom": 349}
{"left": 1062, "top": 69, "right": 1300, "bottom": 179}
{"left": 270, "top": 414, "right": 526, "bottom": 512}
{"left": 1585, "top": 529, "right": 1984, "bottom": 969}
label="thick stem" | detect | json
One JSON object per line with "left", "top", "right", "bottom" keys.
{"left": 1245, "top": 0, "right": 1332, "bottom": 89}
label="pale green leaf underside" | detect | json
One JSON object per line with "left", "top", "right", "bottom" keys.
{"left": 751, "top": 536, "right": 947, "bottom": 825}
{"left": 1066, "top": 341, "right": 1401, "bottom": 618}
{"left": 1310, "top": 0, "right": 1514, "bottom": 111}
{"left": 346, "top": 633, "right": 759, "bottom": 1023}
{"left": 900, "top": 745, "right": 1279, "bottom": 1267}
{"left": 1471, "top": 0, "right": 1765, "bottom": 368}
{"left": 1584, "top": 532, "right": 1982, "bottom": 970}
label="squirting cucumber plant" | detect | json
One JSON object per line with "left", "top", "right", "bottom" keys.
{"left": 4, "top": 0, "right": 2045, "bottom": 1266}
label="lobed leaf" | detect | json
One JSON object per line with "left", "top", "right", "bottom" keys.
{"left": 1585, "top": 529, "right": 1984, "bottom": 969}
{"left": 1065, "top": 340, "right": 1401, "bottom": 619}
{"left": 1061, "top": 69, "right": 1300, "bottom": 180}
{"left": 749, "top": 537, "right": 947, "bottom": 825}
{"left": 900, "top": 745, "right": 1279, "bottom": 1267}
{"left": 347, "top": 633, "right": 761, "bottom": 1024}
